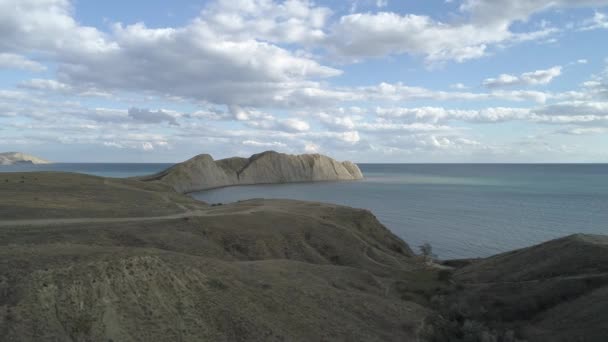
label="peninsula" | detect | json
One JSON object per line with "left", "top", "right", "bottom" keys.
{"left": 139, "top": 151, "right": 363, "bottom": 193}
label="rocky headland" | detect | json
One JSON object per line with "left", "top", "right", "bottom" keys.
{"left": 139, "top": 151, "right": 364, "bottom": 193}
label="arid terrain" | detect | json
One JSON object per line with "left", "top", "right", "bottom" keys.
{"left": 1, "top": 171, "right": 607, "bottom": 341}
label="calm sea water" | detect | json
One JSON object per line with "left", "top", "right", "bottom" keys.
{"left": 193, "top": 164, "right": 608, "bottom": 259}
{"left": 2, "top": 163, "right": 607, "bottom": 259}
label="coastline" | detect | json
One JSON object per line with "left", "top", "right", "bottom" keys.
{"left": 1, "top": 170, "right": 607, "bottom": 341}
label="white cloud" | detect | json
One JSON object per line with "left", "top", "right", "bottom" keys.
{"left": 201, "top": 0, "right": 332, "bottom": 45}
{"left": 556, "top": 127, "right": 607, "bottom": 135}
{"left": 280, "top": 118, "right": 311, "bottom": 132}
{"left": 327, "top": 12, "right": 501, "bottom": 62}
{"left": 128, "top": 107, "right": 179, "bottom": 125}
{"left": 370, "top": 100, "right": 608, "bottom": 130}
{"left": 0, "top": 0, "right": 116, "bottom": 55}
{"left": 324, "top": 0, "right": 608, "bottom": 63}
{"left": 483, "top": 66, "right": 562, "bottom": 88}
{"left": 461, "top": 0, "right": 608, "bottom": 26}
{"left": 534, "top": 101, "right": 608, "bottom": 117}
{"left": 359, "top": 82, "right": 555, "bottom": 103}
{"left": 2, "top": 0, "right": 608, "bottom": 162}
{"left": 582, "top": 64, "right": 608, "bottom": 98}
{"left": 358, "top": 122, "right": 454, "bottom": 133}
{"left": 18, "top": 79, "right": 72, "bottom": 92}
{"left": 338, "top": 130, "right": 360, "bottom": 143}
{"left": 450, "top": 83, "right": 469, "bottom": 90}
{"left": 304, "top": 142, "right": 320, "bottom": 153}
{"left": 242, "top": 140, "right": 287, "bottom": 148}
{"left": 141, "top": 142, "right": 155, "bottom": 151}
{"left": 0, "top": 53, "right": 46, "bottom": 72}
{"left": 580, "top": 12, "right": 608, "bottom": 31}
{"left": 0, "top": 0, "right": 342, "bottom": 109}
{"left": 376, "top": 106, "right": 531, "bottom": 123}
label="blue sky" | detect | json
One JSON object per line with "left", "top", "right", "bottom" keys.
{"left": 1, "top": 0, "right": 608, "bottom": 162}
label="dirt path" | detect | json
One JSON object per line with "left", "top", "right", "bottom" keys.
{"left": 0, "top": 210, "right": 208, "bottom": 228}
{"left": 0, "top": 206, "right": 263, "bottom": 228}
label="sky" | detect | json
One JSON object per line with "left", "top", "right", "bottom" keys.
{"left": 1, "top": 0, "right": 608, "bottom": 163}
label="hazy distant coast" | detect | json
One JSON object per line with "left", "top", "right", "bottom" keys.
{"left": 0, "top": 152, "right": 50, "bottom": 165}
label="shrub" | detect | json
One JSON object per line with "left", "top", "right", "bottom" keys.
{"left": 419, "top": 242, "right": 437, "bottom": 261}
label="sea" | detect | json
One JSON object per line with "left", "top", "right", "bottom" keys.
{"left": 2, "top": 163, "right": 607, "bottom": 259}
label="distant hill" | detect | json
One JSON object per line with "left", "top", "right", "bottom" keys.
{"left": 0, "top": 152, "right": 50, "bottom": 165}
{"left": 140, "top": 150, "right": 364, "bottom": 193}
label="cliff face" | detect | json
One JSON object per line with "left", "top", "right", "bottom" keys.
{"left": 141, "top": 151, "right": 364, "bottom": 193}
{"left": 0, "top": 152, "right": 50, "bottom": 165}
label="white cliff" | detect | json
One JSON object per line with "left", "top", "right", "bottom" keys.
{"left": 140, "top": 151, "right": 364, "bottom": 193}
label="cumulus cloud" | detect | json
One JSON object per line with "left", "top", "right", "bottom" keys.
{"left": 317, "top": 112, "right": 358, "bottom": 130}
{"left": 2, "top": 0, "right": 608, "bottom": 161}
{"left": 243, "top": 140, "right": 287, "bottom": 148}
{"left": 369, "top": 100, "right": 608, "bottom": 132}
{"left": 580, "top": 12, "right": 608, "bottom": 30}
{"left": 539, "top": 101, "right": 608, "bottom": 115}
{"left": 0, "top": 0, "right": 342, "bottom": 109}
{"left": 201, "top": 0, "right": 332, "bottom": 45}
{"left": 326, "top": 12, "right": 502, "bottom": 62}
{"left": 323, "top": 0, "right": 593, "bottom": 63}
{"left": 483, "top": 66, "right": 562, "bottom": 88}
{"left": 128, "top": 107, "right": 179, "bottom": 125}
{"left": 460, "top": 0, "right": 608, "bottom": 26}
{"left": 582, "top": 65, "right": 608, "bottom": 98}
{"left": 18, "top": 79, "right": 72, "bottom": 92}
{"left": 0, "top": 0, "right": 116, "bottom": 55}
{"left": 304, "top": 142, "right": 320, "bottom": 153}
{"left": 0, "top": 53, "right": 46, "bottom": 72}
{"left": 375, "top": 106, "right": 531, "bottom": 123}
{"left": 556, "top": 127, "right": 608, "bottom": 135}
{"left": 358, "top": 82, "right": 555, "bottom": 103}
{"left": 280, "top": 118, "right": 311, "bottom": 132}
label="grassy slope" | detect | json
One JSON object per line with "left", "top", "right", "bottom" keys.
{"left": 439, "top": 234, "right": 608, "bottom": 342}
{"left": 0, "top": 172, "right": 204, "bottom": 219}
{"left": 0, "top": 172, "right": 440, "bottom": 342}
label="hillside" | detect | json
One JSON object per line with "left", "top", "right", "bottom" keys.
{"left": 0, "top": 172, "right": 432, "bottom": 342}
{"left": 426, "top": 234, "right": 608, "bottom": 341}
{"left": 2, "top": 171, "right": 608, "bottom": 341}
{"left": 0, "top": 152, "right": 50, "bottom": 165}
{"left": 139, "top": 151, "right": 364, "bottom": 193}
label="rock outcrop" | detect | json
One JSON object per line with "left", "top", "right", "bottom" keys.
{"left": 0, "top": 152, "right": 50, "bottom": 165}
{"left": 140, "top": 151, "right": 364, "bottom": 193}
